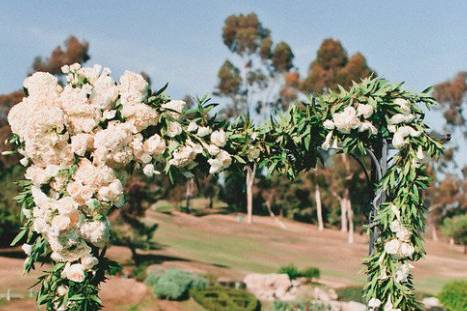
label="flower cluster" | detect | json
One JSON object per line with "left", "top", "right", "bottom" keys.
{"left": 8, "top": 64, "right": 239, "bottom": 310}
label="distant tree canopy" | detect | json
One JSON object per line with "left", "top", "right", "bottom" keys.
{"left": 301, "top": 38, "right": 375, "bottom": 94}
{"left": 217, "top": 13, "right": 295, "bottom": 118}
{"left": 31, "top": 36, "right": 90, "bottom": 75}
{"left": 433, "top": 72, "right": 467, "bottom": 128}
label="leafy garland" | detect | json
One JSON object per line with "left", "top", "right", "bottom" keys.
{"left": 7, "top": 65, "right": 442, "bottom": 311}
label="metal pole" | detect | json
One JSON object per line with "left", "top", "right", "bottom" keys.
{"left": 368, "top": 139, "right": 388, "bottom": 255}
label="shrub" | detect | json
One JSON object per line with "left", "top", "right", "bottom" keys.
{"left": 336, "top": 286, "right": 364, "bottom": 303}
{"left": 144, "top": 269, "right": 208, "bottom": 301}
{"left": 278, "top": 264, "right": 301, "bottom": 280}
{"left": 301, "top": 267, "right": 320, "bottom": 279}
{"left": 277, "top": 264, "right": 321, "bottom": 280}
{"left": 191, "top": 286, "right": 259, "bottom": 311}
{"left": 438, "top": 280, "right": 467, "bottom": 311}
{"left": 272, "top": 301, "right": 331, "bottom": 311}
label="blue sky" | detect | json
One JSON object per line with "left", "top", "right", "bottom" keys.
{"left": 1, "top": 1, "right": 466, "bottom": 163}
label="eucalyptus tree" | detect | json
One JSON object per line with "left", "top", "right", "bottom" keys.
{"left": 215, "top": 13, "right": 295, "bottom": 223}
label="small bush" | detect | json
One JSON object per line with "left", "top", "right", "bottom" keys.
{"left": 438, "top": 280, "right": 467, "bottom": 311}
{"left": 301, "top": 267, "right": 320, "bottom": 279}
{"left": 145, "top": 269, "right": 208, "bottom": 301}
{"left": 278, "top": 264, "right": 301, "bottom": 280}
{"left": 336, "top": 286, "right": 364, "bottom": 303}
{"left": 277, "top": 264, "right": 321, "bottom": 280}
{"left": 272, "top": 301, "right": 331, "bottom": 311}
{"left": 191, "top": 286, "right": 259, "bottom": 311}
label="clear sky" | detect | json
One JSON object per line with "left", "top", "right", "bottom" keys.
{"left": 1, "top": 1, "right": 466, "bottom": 163}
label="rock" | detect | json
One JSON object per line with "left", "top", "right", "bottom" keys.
{"left": 422, "top": 297, "right": 442, "bottom": 310}
{"left": 244, "top": 273, "right": 295, "bottom": 301}
{"left": 340, "top": 301, "right": 366, "bottom": 311}
{"left": 312, "top": 287, "right": 338, "bottom": 302}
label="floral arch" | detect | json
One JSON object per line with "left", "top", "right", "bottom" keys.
{"left": 7, "top": 64, "right": 443, "bottom": 311}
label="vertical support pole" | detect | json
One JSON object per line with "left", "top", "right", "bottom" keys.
{"left": 369, "top": 140, "right": 388, "bottom": 255}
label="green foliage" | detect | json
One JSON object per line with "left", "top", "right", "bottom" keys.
{"left": 336, "top": 286, "right": 364, "bottom": 303}
{"left": 272, "top": 301, "right": 331, "bottom": 311}
{"left": 0, "top": 165, "right": 24, "bottom": 246}
{"left": 438, "top": 280, "right": 467, "bottom": 311}
{"left": 145, "top": 269, "right": 208, "bottom": 301}
{"left": 277, "top": 264, "right": 321, "bottom": 280}
{"left": 191, "top": 286, "right": 259, "bottom": 311}
{"left": 441, "top": 215, "right": 467, "bottom": 247}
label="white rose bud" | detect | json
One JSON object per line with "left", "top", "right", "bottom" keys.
{"left": 210, "top": 129, "right": 227, "bottom": 147}
{"left": 143, "top": 164, "right": 155, "bottom": 177}
{"left": 197, "top": 126, "right": 211, "bottom": 137}
{"left": 187, "top": 121, "right": 198, "bottom": 132}
{"left": 22, "top": 243, "right": 32, "bottom": 256}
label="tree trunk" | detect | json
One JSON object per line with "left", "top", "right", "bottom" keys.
{"left": 265, "top": 200, "right": 287, "bottom": 230}
{"left": 345, "top": 191, "right": 354, "bottom": 244}
{"left": 340, "top": 198, "right": 347, "bottom": 233}
{"left": 315, "top": 185, "right": 324, "bottom": 231}
{"left": 245, "top": 164, "right": 256, "bottom": 224}
{"left": 185, "top": 179, "right": 194, "bottom": 212}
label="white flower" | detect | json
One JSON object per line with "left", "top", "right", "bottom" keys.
{"left": 207, "top": 144, "right": 220, "bottom": 156}
{"left": 62, "top": 263, "right": 85, "bottom": 283}
{"left": 384, "top": 239, "right": 401, "bottom": 255}
{"left": 358, "top": 121, "right": 377, "bottom": 135}
{"left": 71, "top": 134, "right": 94, "bottom": 156}
{"left": 118, "top": 71, "right": 148, "bottom": 105}
{"left": 169, "top": 145, "right": 196, "bottom": 167}
{"left": 394, "top": 263, "right": 412, "bottom": 283}
{"left": 166, "top": 122, "right": 182, "bottom": 137}
{"left": 23, "top": 72, "right": 61, "bottom": 102}
{"left": 396, "top": 227, "right": 411, "bottom": 242}
{"left": 121, "top": 103, "right": 159, "bottom": 132}
{"left": 81, "top": 255, "right": 99, "bottom": 270}
{"left": 392, "top": 126, "right": 420, "bottom": 149}
{"left": 208, "top": 150, "right": 232, "bottom": 174}
{"left": 103, "top": 109, "right": 117, "bottom": 120}
{"left": 368, "top": 298, "right": 382, "bottom": 309}
{"left": 383, "top": 300, "right": 401, "bottom": 311}
{"left": 399, "top": 242, "right": 415, "bottom": 258}
{"left": 357, "top": 103, "right": 374, "bottom": 118}
{"left": 321, "top": 132, "right": 333, "bottom": 150}
{"left": 25, "top": 166, "right": 49, "bottom": 185}
{"left": 161, "top": 100, "right": 185, "bottom": 116}
{"left": 98, "top": 179, "right": 123, "bottom": 204}
{"left": 416, "top": 146, "right": 425, "bottom": 160}
{"left": 79, "top": 221, "right": 109, "bottom": 248}
{"left": 143, "top": 164, "right": 155, "bottom": 177}
{"left": 323, "top": 120, "right": 335, "bottom": 130}
{"left": 388, "top": 113, "right": 415, "bottom": 125}
{"left": 19, "top": 157, "right": 29, "bottom": 166}
{"left": 67, "top": 181, "right": 94, "bottom": 206}
{"left": 332, "top": 106, "right": 360, "bottom": 133}
{"left": 22, "top": 243, "right": 32, "bottom": 256}
{"left": 394, "top": 98, "right": 411, "bottom": 114}
{"left": 197, "top": 126, "right": 211, "bottom": 137}
{"left": 50, "top": 215, "right": 72, "bottom": 234}
{"left": 210, "top": 129, "right": 227, "bottom": 147}
{"left": 143, "top": 134, "right": 166, "bottom": 155}
{"left": 187, "top": 121, "right": 198, "bottom": 132}
{"left": 57, "top": 285, "right": 68, "bottom": 296}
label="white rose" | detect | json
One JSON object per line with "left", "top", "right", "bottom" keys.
{"left": 50, "top": 215, "right": 71, "bottom": 234}
{"left": 196, "top": 126, "right": 211, "bottom": 137}
{"left": 388, "top": 113, "right": 414, "bottom": 125}
{"left": 394, "top": 98, "right": 411, "bottom": 114}
{"left": 81, "top": 255, "right": 99, "bottom": 270}
{"left": 143, "top": 164, "right": 155, "bottom": 177}
{"left": 384, "top": 239, "right": 401, "bottom": 255}
{"left": 358, "top": 121, "right": 377, "bottom": 135}
{"left": 394, "top": 263, "right": 412, "bottom": 283}
{"left": 143, "top": 134, "right": 166, "bottom": 155}
{"left": 396, "top": 227, "right": 411, "bottom": 242}
{"left": 118, "top": 71, "right": 148, "bottom": 105}
{"left": 22, "top": 243, "right": 32, "bottom": 256}
{"left": 103, "top": 110, "right": 117, "bottom": 120}
{"left": 210, "top": 129, "right": 227, "bottom": 147}
{"left": 207, "top": 144, "right": 220, "bottom": 156}
{"left": 399, "top": 242, "right": 414, "bottom": 258}
{"left": 323, "top": 120, "right": 335, "bottom": 130}
{"left": 71, "top": 134, "right": 94, "bottom": 156}
{"left": 166, "top": 122, "right": 182, "bottom": 137}
{"left": 62, "top": 263, "right": 85, "bottom": 283}
{"left": 19, "top": 157, "right": 29, "bottom": 166}
{"left": 357, "top": 103, "right": 374, "bottom": 118}
{"left": 332, "top": 106, "right": 360, "bottom": 133}
{"left": 368, "top": 298, "right": 382, "bottom": 309}
{"left": 57, "top": 285, "right": 68, "bottom": 296}
{"left": 187, "top": 121, "right": 198, "bottom": 132}
{"left": 389, "top": 220, "right": 402, "bottom": 233}
{"left": 161, "top": 100, "right": 185, "bottom": 115}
